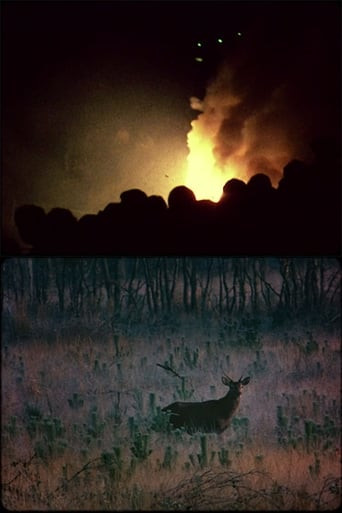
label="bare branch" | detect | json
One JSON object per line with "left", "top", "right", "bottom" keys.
{"left": 54, "top": 457, "right": 101, "bottom": 494}
{"left": 156, "top": 363, "right": 183, "bottom": 380}
{"left": 3, "top": 452, "right": 37, "bottom": 487}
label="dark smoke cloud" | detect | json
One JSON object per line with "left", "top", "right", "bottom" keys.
{"left": 193, "top": 2, "right": 340, "bottom": 183}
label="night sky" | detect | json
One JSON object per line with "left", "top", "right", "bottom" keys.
{"left": 2, "top": 0, "right": 341, "bottom": 248}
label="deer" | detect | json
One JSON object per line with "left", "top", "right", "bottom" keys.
{"left": 162, "top": 375, "right": 250, "bottom": 434}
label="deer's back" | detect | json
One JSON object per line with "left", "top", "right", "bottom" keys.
{"left": 164, "top": 395, "right": 239, "bottom": 415}
{"left": 163, "top": 399, "right": 231, "bottom": 432}
{"left": 163, "top": 399, "right": 219, "bottom": 413}
{"left": 163, "top": 395, "right": 241, "bottom": 433}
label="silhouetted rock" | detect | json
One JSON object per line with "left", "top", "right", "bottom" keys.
{"left": 2, "top": 233, "right": 22, "bottom": 254}
{"left": 93, "top": 202, "right": 124, "bottom": 253}
{"left": 10, "top": 150, "right": 340, "bottom": 255}
{"left": 216, "top": 179, "right": 248, "bottom": 252}
{"left": 276, "top": 160, "right": 311, "bottom": 251}
{"left": 247, "top": 173, "right": 273, "bottom": 194}
{"left": 247, "top": 156, "right": 281, "bottom": 184}
{"left": 192, "top": 199, "right": 217, "bottom": 253}
{"left": 309, "top": 137, "right": 341, "bottom": 253}
{"left": 14, "top": 204, "right": 47, "bottom": 251}
{"left": 245, "top": 173, "right": 278, "bottom": 252}
{"left": 278, "top": 159, "right": 309, "bottom": 195}
{"left": 145, "top": 195, "right": 168, "bottom": 252}
{"left": 118, "top": 189, "right": 150, "bottom": 252}
{"left": 311, "top": 137, "right": 340, "bottom": 172}
{"left": 147, "top": 194, "right": 167, "bottom": 213}
{"left": 167, "top": 186, "right": 197, "bottom": 253}
{"left": 221, "top": 178, "right": 247, "bottom": 199}
{"left": 168, "top": 185, "right": 196, "bottom": 212}
{"left": 120, "top": 188, "right": 148, "bottom": 209}
{"left": 78, "top": 214, "right": 100, "bottom": 253}
{"left": 45, "top": 208, "right": 78, "bottom": 254}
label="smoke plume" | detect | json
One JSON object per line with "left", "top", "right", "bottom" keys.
{"left": 187, "top": 3, "right": 340, "bottom": 187}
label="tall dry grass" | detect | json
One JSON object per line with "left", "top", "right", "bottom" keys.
{"left": 2, "top": 307, "right": 341, "bottom": 510}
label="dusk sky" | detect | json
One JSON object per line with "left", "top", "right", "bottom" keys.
{"left": 2, "top": 1, "right": 341, "bottom": 246}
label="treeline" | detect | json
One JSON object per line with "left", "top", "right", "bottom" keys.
{"left": 2, "top": 258, "right": 340, "bottom": 324}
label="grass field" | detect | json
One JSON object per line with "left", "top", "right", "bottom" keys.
{"left": 2, "top": 258, "right": 341, "bottom": 510}
{"left": 2, "top": 322, "right": 341, "bottom": 509}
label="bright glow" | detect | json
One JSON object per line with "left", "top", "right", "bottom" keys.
{"left": 197, "top": 42, "right": 202, "bottom": 47}
{"left": 185, "top": 122, "right": 240, "bottom": 201}
{"left": 217, "top": 38, "right": 223, "bottom": 44}
{"left": 237, "top": 32, "right": 242, "bottom": 37}
{"left": 195, "top": 57, "right": 203, "bottom": 62}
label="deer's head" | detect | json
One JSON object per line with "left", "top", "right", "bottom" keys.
{"left": 222, "top": 374, "right": 250, "bottom": 396}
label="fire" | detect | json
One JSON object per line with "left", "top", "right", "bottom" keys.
{"left": 185, "top": 120, "right": 243, "bottom": 202}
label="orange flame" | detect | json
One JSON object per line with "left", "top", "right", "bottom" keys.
{"left": 185, "top": 119, "right": 246, "bottom": 202}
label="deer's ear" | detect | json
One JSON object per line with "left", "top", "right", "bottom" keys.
{"left": 222, "top": 376, "right": 233, "bottom": 386}
{"left": 241, "top": 377, "right": 250, "bottom": 386}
